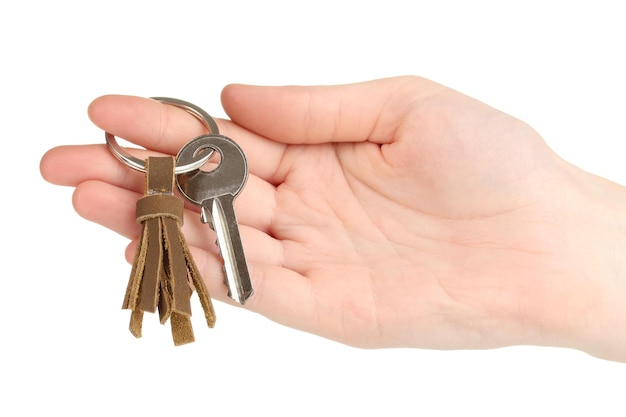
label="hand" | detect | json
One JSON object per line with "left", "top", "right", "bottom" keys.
{"left": 40, "top": 76, "right": 626, "bottom": 361}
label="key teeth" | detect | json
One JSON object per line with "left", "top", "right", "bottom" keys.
{"left": 239, "top": 288, "right": 254, "bottom": 305}
{"left": 221, "top": 262, "right": 253, "bottom": 305}
{"left": 211, "top": 221, "right": 253, "bottom": 305}
{"left": 225, "top": 287, "right": 254, "bottom": 305}
{"left": 222, "top": 266, "right": 228, "bottom": 286}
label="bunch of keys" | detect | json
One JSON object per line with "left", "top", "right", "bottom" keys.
{"left": 105, "top": 97, "right": 253, "bottom": 345}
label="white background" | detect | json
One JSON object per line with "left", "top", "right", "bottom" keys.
{"left": 2, "top": 1, "right": 625, "bottom": 415}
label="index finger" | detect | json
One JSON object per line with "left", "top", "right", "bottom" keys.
{"left": 88, "top": 95, "right": 212, "bottom": 156}
{"left": 88, "top": 94, "right": 287, "bottom": 182}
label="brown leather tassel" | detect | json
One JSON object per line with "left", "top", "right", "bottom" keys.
{"left": 122, "top": 156, "right": 216, "bottom": 345}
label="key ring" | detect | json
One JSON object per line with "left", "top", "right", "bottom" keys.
{"left": 105, "top": 97, "right": 219, "bottom": 174}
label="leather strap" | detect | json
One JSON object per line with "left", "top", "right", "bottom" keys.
{"left": 122, "top": 156, "right": 216, "bottom": 345}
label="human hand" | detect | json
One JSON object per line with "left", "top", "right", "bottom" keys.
{"left": 40, "top": 76, "right": 626, "bottom": 361}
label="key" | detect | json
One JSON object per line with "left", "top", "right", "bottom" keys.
{"left": 176, "top": 134, "right": 254, "bottom": 305}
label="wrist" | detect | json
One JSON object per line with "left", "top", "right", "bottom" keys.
{"left": 526, "top": 163, "right": 626, "bottom": 361}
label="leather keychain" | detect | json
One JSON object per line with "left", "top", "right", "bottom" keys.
{"left": 122, "top": 156, "right": 215, "bottom": 345}
{"left": 105, "top": 97, "right": 221, "bottom": 345}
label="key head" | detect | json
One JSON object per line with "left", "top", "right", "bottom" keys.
{"left": 176, "top": 134, "right": 248, "bottom": 205}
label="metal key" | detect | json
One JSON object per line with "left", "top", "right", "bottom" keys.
{"left": 176, "top": 134, "right": 254, "bottom": 305}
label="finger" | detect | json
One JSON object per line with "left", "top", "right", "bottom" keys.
{"left": 72, "top": 180, "right": 217, "bottom": 241}
{"left": 73, "top": 180, "right": 141, "bottom": 239}
{"left": 87, "top": 95, "right": 288, "bottom": 182}
{"left": 74, "top": 178, "right": 279, "bottom": 261}
{"left": 162, "top": 172, "right": 277, "bottom": 241}
{"left": 129, "top": 233, "right": 316, "bottom": 323}
{"left": 179, "top": 227, "right": 286, "bottom": 304}
{"left": 220, "top": 76, "right": 442, "bottom": 145}
{"left": 124, "top": 238, "right": 233, "bottom": 303}
{"left": 71, "top": 170, "right": 276, "bottom": 238}
{"left": 239, "top": 263, "right": 317, "bottom": 332}
{"left": 41, "top": 145, "right": 145, "bottom": 190}
{"left": 87, "top": 95, "right": 210, "bottom": 155}
{"left": 125, "top": 228, "right": 289, "bottom": 308}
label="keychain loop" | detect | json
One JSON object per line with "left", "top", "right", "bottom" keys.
{"left": 105, "top": 97, "right": 219, "bottom": 174}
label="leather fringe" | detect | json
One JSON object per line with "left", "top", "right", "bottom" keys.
{"left": 122, "top": 156, "right": 216, "bottom": 345}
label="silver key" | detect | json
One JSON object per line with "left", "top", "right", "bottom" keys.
{"left": 176, "top": 134, "right": 254, "bottom": 305}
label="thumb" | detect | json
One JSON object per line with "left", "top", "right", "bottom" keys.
{"left": 220, "top": 76, "right": 440, "bottom": 145}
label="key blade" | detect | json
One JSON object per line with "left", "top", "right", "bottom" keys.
{"left": 202, "top": 197, "right": 254, "bottom": 305}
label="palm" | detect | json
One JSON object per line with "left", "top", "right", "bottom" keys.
{"left": 257, "top": 84, "right": 560, "bottom": 349}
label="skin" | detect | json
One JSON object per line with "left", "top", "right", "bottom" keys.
{"left": 40, "top": 76, "right": 626, "bottom": 362}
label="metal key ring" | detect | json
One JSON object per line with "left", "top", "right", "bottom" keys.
{"left": 105, "top": 97, "right": 220, "bottom": 174}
